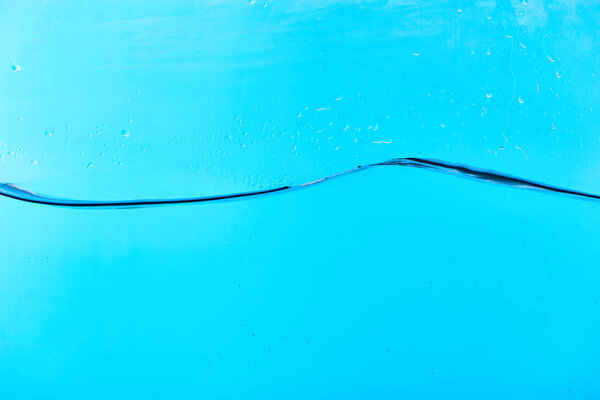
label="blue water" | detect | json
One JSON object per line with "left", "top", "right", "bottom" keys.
{"left": 2, "top": 1, "right": 600, "bottom": 398}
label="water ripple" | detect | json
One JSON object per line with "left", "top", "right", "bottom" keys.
{"left": 1, "top": 157, "right": 598, "bottom": 208}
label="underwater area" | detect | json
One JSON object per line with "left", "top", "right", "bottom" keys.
{"left": 1, "top": 1, "right": 600, "bottom": 398}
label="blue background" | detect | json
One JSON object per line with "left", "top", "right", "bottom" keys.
{"left": 1, "top": 1, "right": 600, "bottom": 398}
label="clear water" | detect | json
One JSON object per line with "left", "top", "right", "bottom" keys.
{"left": 2, "top": 1, "right": 600, "bottom": 398}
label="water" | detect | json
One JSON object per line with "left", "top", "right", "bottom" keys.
{"left": 2, "top": 1, "right": 600, "bottom": 399}
{"left": 4, "top": 157, "right": 600, "bottom": 207}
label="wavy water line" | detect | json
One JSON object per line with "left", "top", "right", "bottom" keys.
{"left": 0, "top": 157, "right": 599, "bottom": 209}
